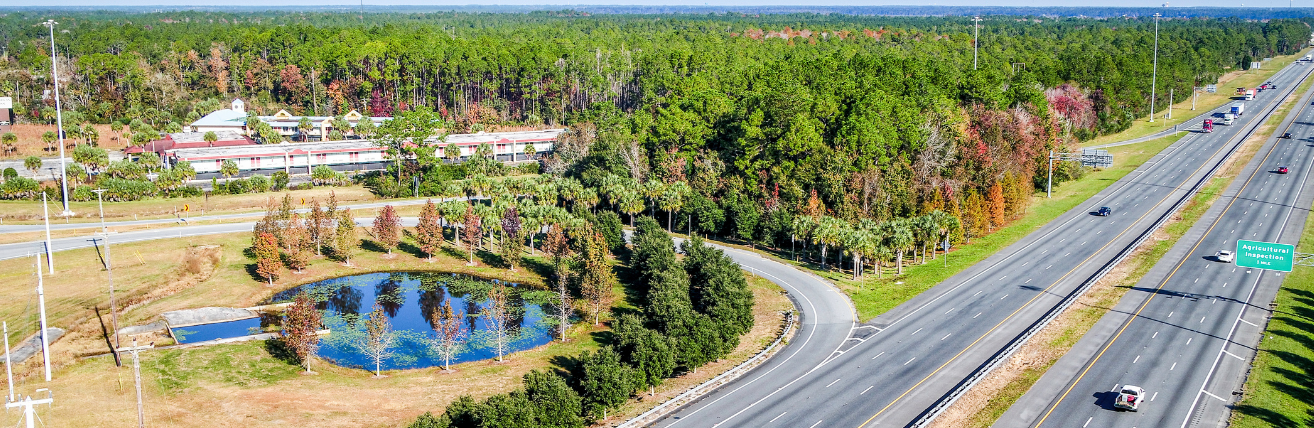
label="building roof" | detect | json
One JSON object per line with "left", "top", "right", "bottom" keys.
{"left": 442, "top": 129, "right": 565, "bottom": 145}
{"left": 168, "top": 129, "right": 565, "bottom": 160}
{"left": 190, "top": 108, "right": 248, "bottom": 128}
{"left": 126, "top": 131, "right": 254, "bottom": 155}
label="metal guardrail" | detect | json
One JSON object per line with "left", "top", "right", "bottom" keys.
{"left": 909, "top": 62, "right": 1314, "bottom": 428}
{"left": 617, "top": 311, "right": 796, "bottom": 428}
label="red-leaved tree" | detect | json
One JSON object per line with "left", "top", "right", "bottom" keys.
{"left": 415, "top": 199, "right": 443, "bottom": 261}
{"left": 254, "top": 232, "right": 281, "bottom": 286}
{"left": 372, "top": 205, "right": 401, "bottom": 255}
{"left": 282, "top": 291, "right": 322, "bottom": 372}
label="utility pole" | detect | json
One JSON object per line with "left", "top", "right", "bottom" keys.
{"left": 42, "top": 20, "right": 71, "bottom": 217}
{"left": 33, "top": 253, "right": 50, "bottom": 382}
{"left": 117, "top": 337, "right": 153, "bottom": 428}
{"left": 4, "top": 390, "right": 51, "bottom": 428}
{"left": 1149, "top": 13, "right": 1162, "bottom": 123}
{"left": 1168, "top": 87, "right": 1174, "bottom": 119}
{"left": 4, "top": 322, "right": 13, "bottom": 403}
{"left": 973, "top": 16, "right": 983, "bottom": 70}
{"left": 92, "top": 189, "right": 122, "bottom": 366}
{"left": 40, "top": 193, "right": 53, "bottom": 274}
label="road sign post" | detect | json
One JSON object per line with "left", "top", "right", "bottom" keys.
{"left": 1235, "top": 240, "right": 1295, "bottom": 272}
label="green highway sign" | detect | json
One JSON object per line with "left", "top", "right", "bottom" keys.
{"left": 1235, "top": 240, "right": 1295, "bottom": 272}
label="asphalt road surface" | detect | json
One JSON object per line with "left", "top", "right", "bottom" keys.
{"left": 648, "top": 59, "right": 1314, "bottom": 428}
{"left": 1002, "top": 64, "right": 1314, "bottom": 428}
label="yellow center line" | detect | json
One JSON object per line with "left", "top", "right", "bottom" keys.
{"left": 857, "top": 115, "right": 1240, "bottom": 428}
{"left": 1032, "top": 70, "right": 1312, "bottom": 428}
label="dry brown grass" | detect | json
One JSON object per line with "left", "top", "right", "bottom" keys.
{"left": 1, "top": 124, "right": 126, "bottom": 159}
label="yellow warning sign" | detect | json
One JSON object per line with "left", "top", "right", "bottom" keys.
{"left": 183, "top": 204, "right": 190, "bottom": 212}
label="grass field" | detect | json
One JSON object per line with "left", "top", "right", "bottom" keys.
{"left": 1082, "top": 48, "right": 1310, "bottom": 147}
{"left": 936, "top": 57, "right": 1314, "bottom": 428}
{"left": 1230, "top": 208, "right": 1314, "bottom": 427}
{"left": 0, "top": 224, "right": 789, "bottom": 427}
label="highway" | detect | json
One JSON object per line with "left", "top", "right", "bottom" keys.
{"left": 648, "top": 60, "right": 1314, "bottom": 427}
{"left": 1001, "top": 63, "right": 1314, "bottom": 427}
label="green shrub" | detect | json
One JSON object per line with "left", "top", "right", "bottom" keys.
{"left": 248, "top": 174, "right": 271, "bottom": 193}
{"left": 0, "top": 177, "right": 39, "bottom": 200}
{"left": 271, "top": 171, "right": 290, "bottom": 191}
{"left": 96, "top": 178, "right": 158, "bottom": 201}
{"left": 162, "top": 186, "right": 203, "bottom": 198}
{"left": 2, "top": 168, "right": 17, "bottom": 180}
{"left": 72, "top": 185, "right": 95, "bottom": 202}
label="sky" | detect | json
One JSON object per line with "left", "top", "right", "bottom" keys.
{"left": 1, "top": 1, "right": 1306, "bottom": 8}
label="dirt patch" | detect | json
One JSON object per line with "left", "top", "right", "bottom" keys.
{"left": 1, "top": 124, "right": 126, "bottom": 159}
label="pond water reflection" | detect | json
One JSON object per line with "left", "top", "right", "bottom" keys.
{"left": 269, "top": 272, "right": 552, "bottom": 371}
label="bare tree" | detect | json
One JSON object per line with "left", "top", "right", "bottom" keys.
{"left": 462, "top": 204, "right": 481, "bottom": 266}
{"left": 480, "top": 284, "right": 514, "bottom": 362}
{"left": 542, "top": 225, "right": 573, "bottom": 341}
{"left": 428, "top": 300, "right": 466, "bottom": 372}
{"left": 356, "top": 303, "right": 395, "bottom": 377}
{"left": 619, "top": 139, "right": 650, "bottom": 182}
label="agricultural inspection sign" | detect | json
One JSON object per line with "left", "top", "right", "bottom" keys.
{"left": 1235, "top": 240, "right": 1295, "bottom": 272}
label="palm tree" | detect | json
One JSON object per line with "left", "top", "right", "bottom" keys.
{"left": 914, "top": 214, "right": 938, "bottom": 264}
{"left": 618, "top": 188, "right": 644, "bottom": 226}
{"left": 445, "top": 143, "right": 461, "bottom": 163}
{"left": 84, "top": 126, "right": 100, "bottom": 147}
{"left": 658, "top": 181, "right": 689, "bottom": 231}
{"left": 935, "top": 211, "right": 962, "bottom": 267}
{"left": 203, "top": 131, "right": 219, "bottom": 146}
{"left": 791, "top": 215, "right": 816, "bottom": 261}
{"left": 641, "top": 180, "right": 666, "bottom": 218}
{"left": 523, "top": 142, "right": 537, "bottom": 160}
{"left": 1, "top": 132, "right": 17, "bottom": 155}
{"left": 464, "top": 174, "right": 493, "bottom": 200}
{"left": 297, "top": 116, "right": 313, "bottom": 141}
{"left": 578, "top": 188, "right": 600, "bottom": 213}
{"left": 24, "top": 156, "right": 42, "bottom": 175}
{"left": 220, "top": 159, "right": 240, "bottom": 186}
{"left": 888, "top": 219, "right": 915, "bottom": 275}
{"left": 811, "top": 216, "right": 844, "bottom": 269}
{"left": 842, "top": 225, "right": 866, "bottom": 281}
{"left": 557, "top": 178, "right": 582, "bottom": 210}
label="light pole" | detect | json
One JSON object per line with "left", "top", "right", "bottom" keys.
{"left": 42, "top": 20, "right": 71, "bottom": 217}
{"left": 1149, "top": 13, "right": 1161, "bottom": 123}
{"left": 973, "top": 16, "right": 983, "bottom": 70}
{"left": 92, "top": 189, "right": 122, "bottom": 366}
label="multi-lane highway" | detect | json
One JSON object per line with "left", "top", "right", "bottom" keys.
{"left": 1002, "top": 65, "right": 1314, "bottom": 428}
{"left": 649, "top": 60, "right": 1314, "bottom": 427}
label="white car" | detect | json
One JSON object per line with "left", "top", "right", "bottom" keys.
{"left": 1115, "top": 385, "right": 1145, "bottom": 411}
{"left": 1216, "top": 250, "right": 1235, "bottom": 263}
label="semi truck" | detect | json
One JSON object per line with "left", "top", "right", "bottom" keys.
{"left": 1245, "top": 89, "right": 1256, "bottom": 100}
{"left": 1231, "top": 102, "right": 1245, "bottom": 116}
{"left": 1202, "top": 119, "right": 1214, "bottom": 132}
{"left": 1223, "top": 114, "right": 1235, "bottom": 125}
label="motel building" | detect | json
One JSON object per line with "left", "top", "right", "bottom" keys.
{"left": 189, "top": 98, "right": 389, "bottom": 141}
{"left": 165, "top": 129, "right": 564, "bottom": 178}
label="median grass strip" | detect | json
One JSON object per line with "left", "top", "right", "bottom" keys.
{"left": 1229, "top": 209, "right": 1314, "bottom": 426}
{"left": 929, "top": 58, "right": 1314, "bottom": 428}
{"left": 1082, "top": 48, "right": 1309, "bottom": 148}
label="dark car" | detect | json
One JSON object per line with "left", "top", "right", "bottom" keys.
{"left": 1278, "top": 166, "right": 1289, "bottom": 174}
{"left": 1098, "top": 206, "right": 1112, "bottom": 216}
{"left": 1282, "top": 132, "right": 1293, "bottom": 139}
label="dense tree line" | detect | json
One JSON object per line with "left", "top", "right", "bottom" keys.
{"left": 406, "top": 215, "right": 753, "bottom": 427}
